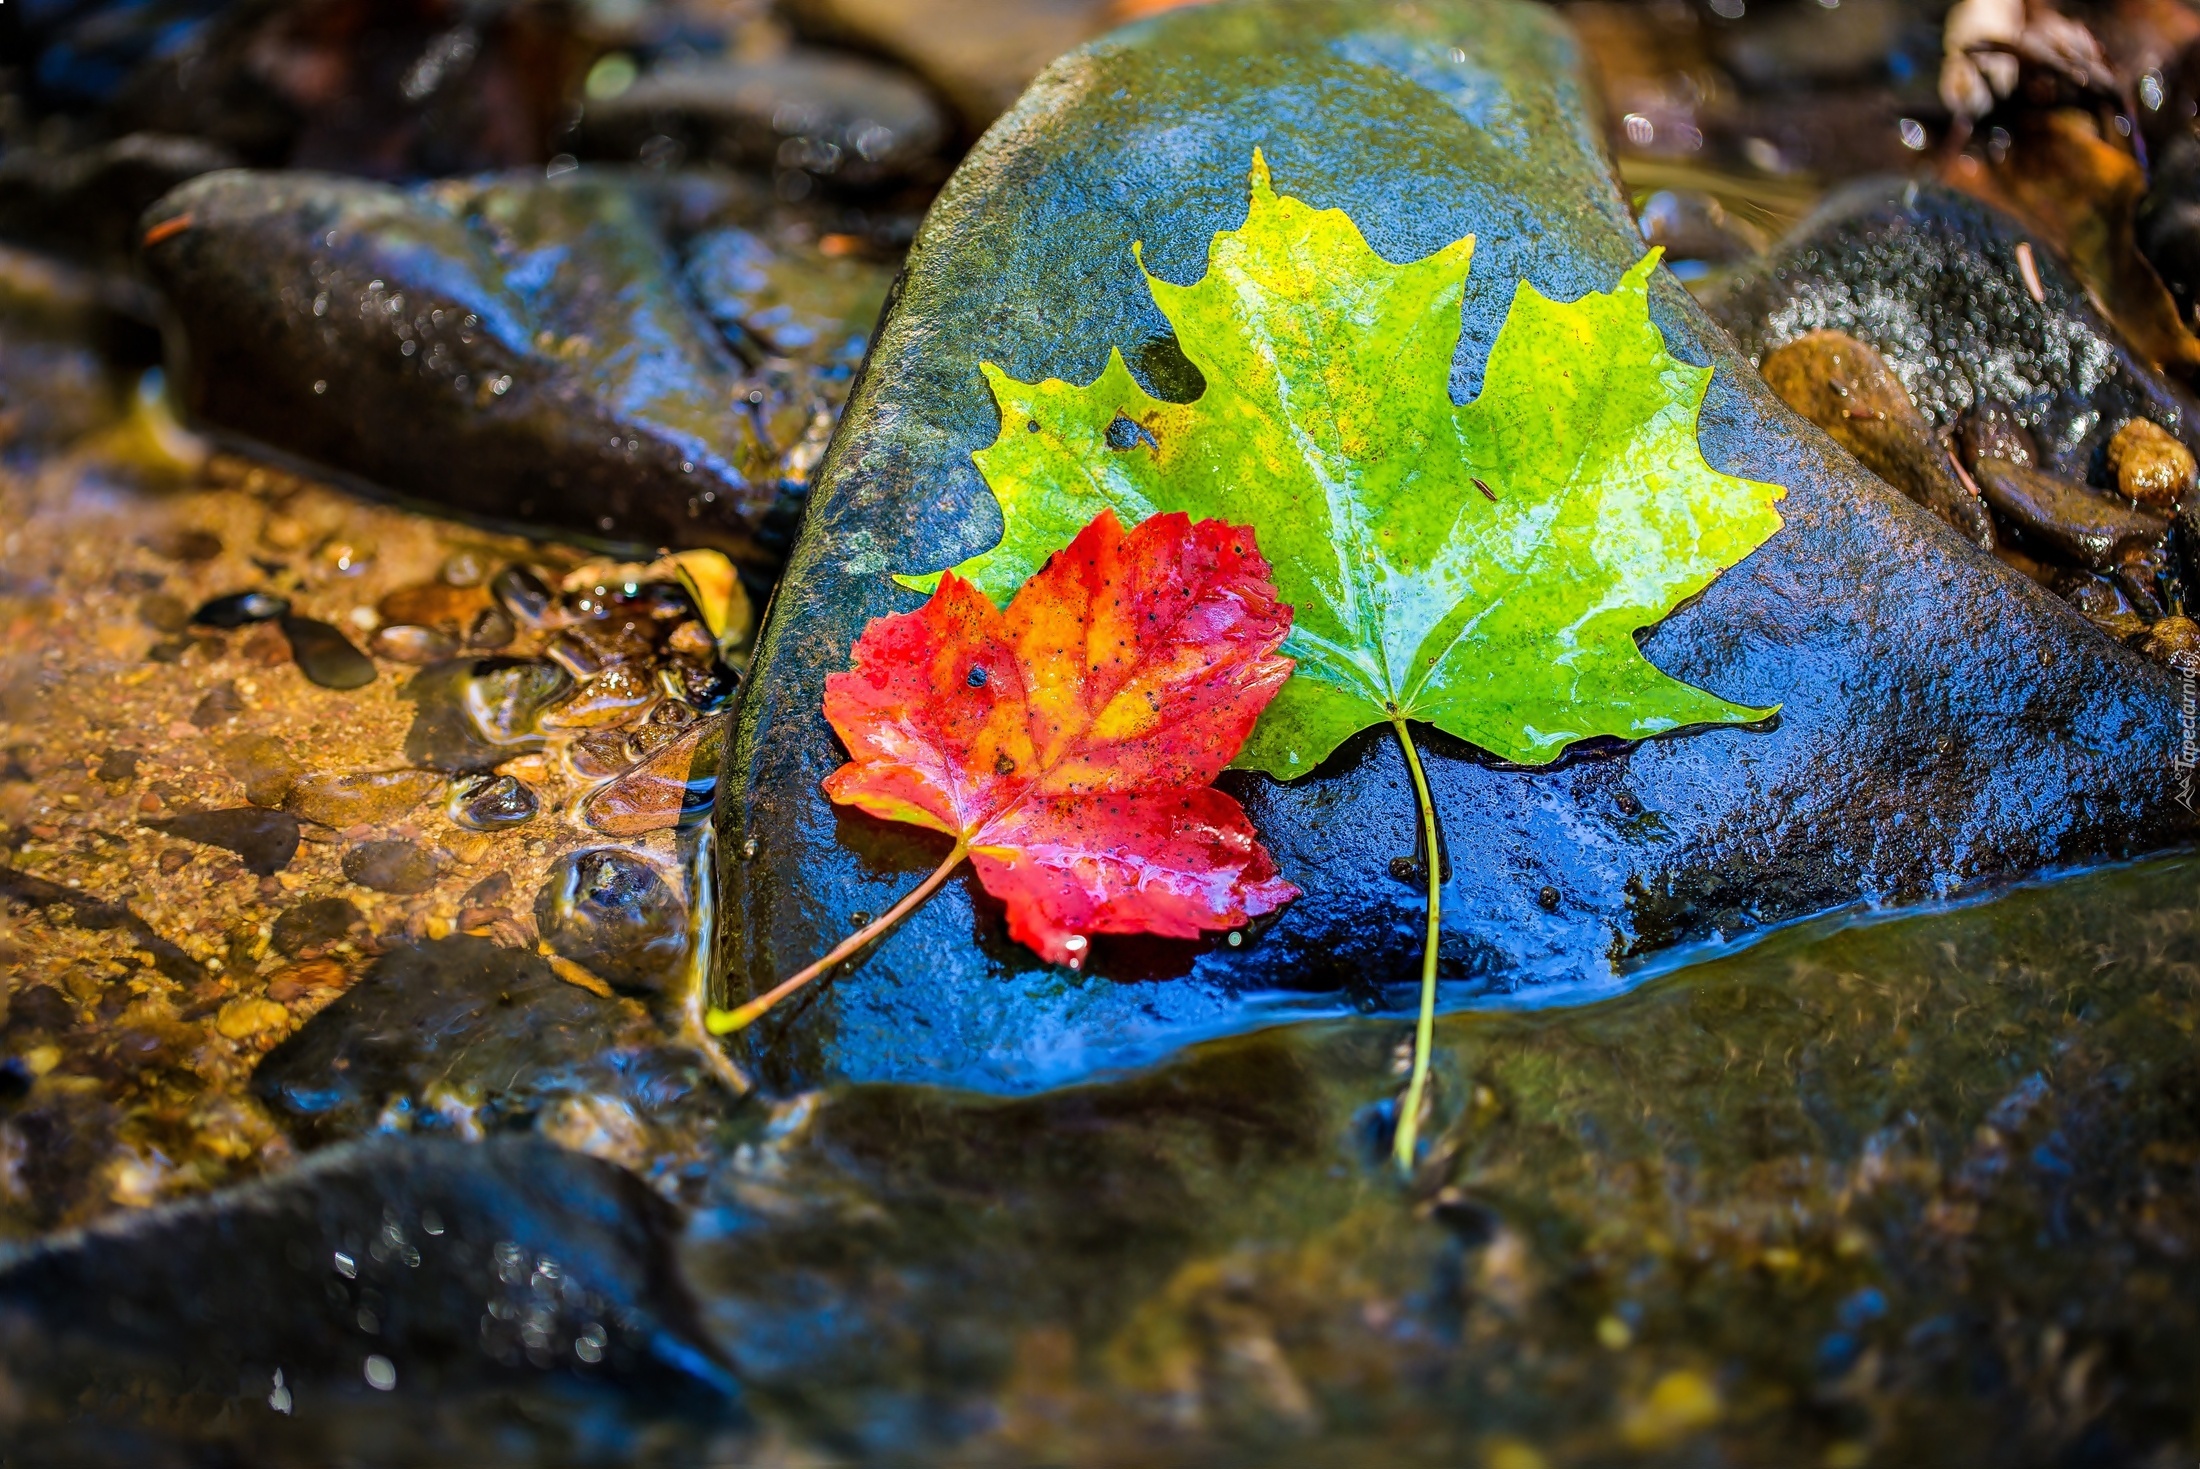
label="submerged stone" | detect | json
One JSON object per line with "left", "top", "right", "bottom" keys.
{"left": 341, "top": 839, "right": 446, "bottom": 895}
{"left": 138, "top": 170, "right": 795, "bottom": 563}
{"left": 282, "top": 769, "right": 442, "bottom": 828}
{"left": 149, "top": 806, "right": 300, "bottom": 876}
{"left": 718, "top": 0, "right": 2200, "bottom": 1092}
{"left": 536, "top": 849, "right": 688, "bottom": 994}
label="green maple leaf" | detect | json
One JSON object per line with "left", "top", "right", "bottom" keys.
{"left": 903, "top": 152, "right": 1786, "bottom": 778}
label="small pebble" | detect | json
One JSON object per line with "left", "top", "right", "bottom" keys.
{"left": 666, "top": 620, "right": 715, "bottom": 658}
{"left": 2105, "top": 418, "right": 2195, "bottom": 508}
{"left": 96, "top": 749, "right": 143, "bottom": 782}
{"left": 465, "top": 606, "right": 516, "bottom": 650}
{"left": 281, "top": 615, "right": 377, "bottom": 689}
{"left": 463, "top": 870, "right": 513, "bottom": 908}
{"left": 490, "top": 564, "right": 556, "bottom": 626}
{"left": 271, "top": 897, "right": 366, "bottom": 956}
{"left": 372, "top": 624, "right": 460, "bottom": 664}
{"left": 441, "top": 551, "right": 486, "bottom": 587}
{"left": 2143, "top": 614, "right": 2200, "bottom": 665}
{"left": 193, "top": 590, "right": 290, "bottom": 628}
{"left": 340, "top": 840, "right": 447, "bottom": 895}
{"left": 150, "top": 807, "right": 301, "bottom": 875}
{"left": 449, "top": 773, "right": 541, "bottom": 830}
{"left": 265, "top": 957, "right": 347, "bottom": 1001}
{"left": 240, "top": 623, "right": 292, "bottom": 666}
{"left": 214, "top": 997, "right": 292, "bottom": 1042}
{"left": 190, "top": 681, "right": 245, "bottom": 728}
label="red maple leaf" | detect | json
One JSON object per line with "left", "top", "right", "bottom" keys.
{"left": 713, "top": 508, "right": 1298, "bottom": 1032}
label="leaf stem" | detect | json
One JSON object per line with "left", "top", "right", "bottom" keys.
{"left": 1388, "top": 713, "right": 1442, "bottom": 1174}
{"left": 707, "top": 838, "right": 971, "bottom": 1034}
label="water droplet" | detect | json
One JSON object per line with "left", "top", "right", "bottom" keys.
{"left": 363, "top": 1354, "right": 396, "bottom": 1390}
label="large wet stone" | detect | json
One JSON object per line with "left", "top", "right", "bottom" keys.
{"left": 718, "top": 0, "right": 2200, "bottom": 1093}
{"left": 0, "top": 1134, "right": 741, "bottom": 1465}
{"left": 138, "top": 170, "right": 794, "bottom": 563}
{"left": 573, "top": 50, "right": 948, "bottom": 191}
{"left": 252, "top": 935, "right": 722, "bottom": 1148}
{"left": 1704, "top": 177, "right": 2200, "bottom": 482}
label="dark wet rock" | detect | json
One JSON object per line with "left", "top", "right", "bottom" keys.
{"left": 149, "top": 806, "right": 300, "bottom": 876}
{"left": 450, "top": 773, "right": 540, "bottom": 831}
{"left": 140, "top": 170, "right": 793, "bottom": 563}
{"left": 1760, "top": 330, "right": 1993, "bottom": 548}
{"left": 271, "top": 897, "right": 367, "bottom": 957}
{"left": 1706, "top": 177, "right": 2200, "bottom": 483}
{"left": 251, "top": 935, "right": 724, "bottom": 1148}
{"left": 536, "top": 849, "right": 687, "bottom": 994}
{"left": 0, "top": 1134, "right": 741, "bottom": 1465}
{"left": 0, "top": 133, "right": 237, "bottom": 267}
{"left": 1972, "top": 457, "right": 2173, "bottom": 576}
{"left": 95, "top": 0, "right": 581, "bottom": 178}
{"left": 280, "top": 614, "right": 376, "bottom": 689}
{"left": 0, "top": 865, "right": 200, "bottom": 983}
{"left": 341, "top": 839, "right": 446, "bottom": 895}
{"left": 784, "top": 0, "right": 1109, "bottom": 131}
{"left": 490, "top": 563, "right": 555, "bottom": 626}
{"left": 720, "top": 0, "right": 2200, "bottom": 1092}
{"left": 2106, "top": 416, "right": 2194, "bottom": 509}
{"left": 371, "top": 622, "right": 459, "bottom": 663}
{"left": 283, "top": 769, "right": 441, "bottom": 828}
{"left": 2136, "top": 128, "right": 2200, "bottom": 331}
{"left": 401, "top": 657, "right": 572, "bottom": 774}
{"left": 573, "top": 50, "right": 948, "bottom": 191}
{"left": 191, "top": 589, "right": 289, "bottom": 628}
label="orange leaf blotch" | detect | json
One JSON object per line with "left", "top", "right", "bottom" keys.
{"left": 822, "top": 509, "right": 1298, "bottom": 963}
